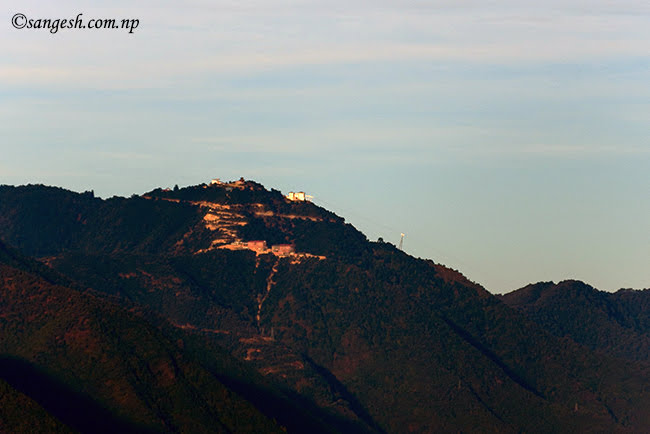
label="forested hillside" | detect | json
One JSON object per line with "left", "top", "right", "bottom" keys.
{"left": 1, "top": 181, "right": 649, "bottom": 432}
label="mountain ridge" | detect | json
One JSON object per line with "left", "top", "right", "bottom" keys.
{"left": 1, "top": 180, "right": 649, "bottom": 432}
{"left": 501, "top": 280, "right": 650, "bottom": 363}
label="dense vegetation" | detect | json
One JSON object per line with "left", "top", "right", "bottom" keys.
{"left": 1, "top": 181, "right": 649, "bottom": 432}
{"left": 0, "top": 246, "right": 290, "bottom": 433}
{"left": 501, "top": 280, "right": 650, "bottom": 362}
{"left": 0, "top": 185, "right": 206, "bottom": 256}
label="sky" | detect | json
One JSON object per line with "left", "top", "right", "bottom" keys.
{"left": 1, "top": 0, "right": 649, "bottom": 293}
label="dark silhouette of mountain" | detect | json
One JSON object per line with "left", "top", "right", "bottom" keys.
{"left": 1, "top": 180, "right": 650, "bottom": 432}
{"left": 501, "top": 280, "right": 650, "bottom": 362}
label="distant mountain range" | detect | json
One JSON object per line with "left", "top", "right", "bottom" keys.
{"left": 0, "top": 180, "right": 648, "bottom": 432}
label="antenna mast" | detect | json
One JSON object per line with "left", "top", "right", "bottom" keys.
{"left": 398, "top": 233, "right": 405, "bottom": 250}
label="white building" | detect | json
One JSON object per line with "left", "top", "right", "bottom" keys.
{"left": 286, "top": 191, "right": 306, "bottom": 201}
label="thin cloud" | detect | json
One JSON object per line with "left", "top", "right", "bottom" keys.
{"left": 2, "top": 1, "right": 648, "bottom": 89}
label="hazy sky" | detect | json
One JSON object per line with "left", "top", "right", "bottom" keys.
{"left": 2, "top": 0, "right": 649, "bottom": 293}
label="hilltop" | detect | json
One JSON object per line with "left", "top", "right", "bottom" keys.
{"left": 1, "top": 179, "right": 649, "bottom": 432}
{"left": 501, "top": 280, "right": 650, "bottom": 363}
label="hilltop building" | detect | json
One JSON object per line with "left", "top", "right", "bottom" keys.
{"left": 286, "top": 191, "right": 306, "bottom": 201}
{"left": 247, "top": 240, "right": 268, "bottom": 253}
